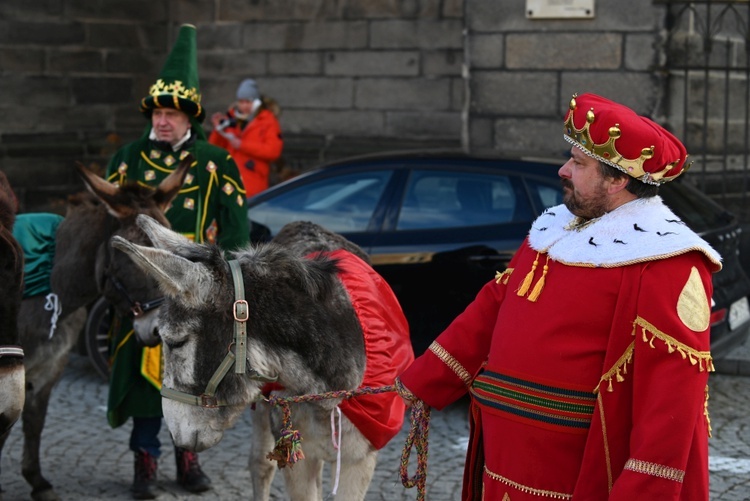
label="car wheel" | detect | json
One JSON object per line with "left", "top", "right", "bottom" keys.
{"left": 85, "top": 296, "right": 112, "bottom": 380}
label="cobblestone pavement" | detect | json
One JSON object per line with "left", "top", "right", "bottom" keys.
{"left": 0, "top": 352, "right": 748, "bottom": 500}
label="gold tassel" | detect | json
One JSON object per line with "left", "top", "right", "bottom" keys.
{"left": 516, "top": 253, "right": 540, "bottom": 297}
{"left": 527, "top": 256, "right": 550, "bottom": 302}
{"left": 704, "top": 385, "right": 712, "bottom": 438}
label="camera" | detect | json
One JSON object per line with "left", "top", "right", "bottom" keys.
{"left": 216, "top": 116, "right": 235, "bottom": 131}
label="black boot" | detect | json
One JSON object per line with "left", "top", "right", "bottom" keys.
{"left": 131, "top": 449, "right": 158, "bottom": 500}
{"left": 175, "top": 446, "right": 212, "bottom": 493}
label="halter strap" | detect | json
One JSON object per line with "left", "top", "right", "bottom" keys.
{"left": 229, "top": 259, "right": 248, "bottom": 374}
{"left": 160, "top": 258, "right": 277, "bottom": 408}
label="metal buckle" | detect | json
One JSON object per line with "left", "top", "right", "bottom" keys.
{"left": 199, "top": 394, "right": 219, "bottom": 408}
{"left": 233, "top": 300, "right": 249, "bottom": 322}
{"left": 131, "top": 303, "right": 144, "bottom": 318}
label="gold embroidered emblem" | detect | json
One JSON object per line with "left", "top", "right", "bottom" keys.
{"left": 205, "top": 219, "right": 218, "bottom": 244}
{"left": 185, "top": 173, "right": 194, "bottom": 185}
{"left": 144, "top": 170, "right": 156, "bottom": 181}
{"left": 206, "top": 161, "right": 217, "bottom": 172}
{"left": 149, "top": 150, "right": 161, "bottom": 159}
{"left": 236, "top": 194, "right": 244, "bottom": 206}
{"left": 164, "top": 155, "right": 175, "bottom": 166}
{"left": 183, "top": 198, "right": 195, "bottom": 210}
{"left": 118, "top": 162, "right": 128, "bottom": 174}
{"left": 179, "top": 150, "right": 191, "bottom": 160}
{"left": 677, "top": 267, "right": 710, "bottom": 332}
{"left": 222, "top": 182, "right": 235, "bottom": 195}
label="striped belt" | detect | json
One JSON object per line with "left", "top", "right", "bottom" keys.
{"left": 470, "top": 370, "right": 595, "bottom": 432}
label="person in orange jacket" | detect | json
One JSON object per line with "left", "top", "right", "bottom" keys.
{"left": 208, "top": 79, "right": 283, "bottom": 198}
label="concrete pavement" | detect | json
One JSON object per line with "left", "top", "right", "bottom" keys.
{"left": 1, "top": 349, "right": 749, "bottom": 500}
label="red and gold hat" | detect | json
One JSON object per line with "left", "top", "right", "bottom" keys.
{"left": 563, "top": 93, "right": 690, "bottom": 185}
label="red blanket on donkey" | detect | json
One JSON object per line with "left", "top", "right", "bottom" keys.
{"left": 330, "top": 249, "right": 414, "bottom": 449}
{"left": 264, "top": 249, "right": 414, "bottom": 450}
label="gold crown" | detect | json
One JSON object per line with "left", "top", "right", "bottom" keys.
{"left": 563, "top": 96, "right": 688, "bottom": 185}
{"left": 148, "top": 79, "right": 202, "bottom": 104}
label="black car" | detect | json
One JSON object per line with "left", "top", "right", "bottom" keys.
{"left": 245, "top": 151, "right": 750, "bottom": 358}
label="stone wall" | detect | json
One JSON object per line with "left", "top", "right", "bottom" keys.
{"left": 465, "top": 0, "right": 668, "bottom": 159}
{"left": 0, "top": 0, "right": 696, "bottom": 214}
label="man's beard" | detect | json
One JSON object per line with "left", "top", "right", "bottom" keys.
{"left": 561, "top": 179, "right": 610, "bottom": 219}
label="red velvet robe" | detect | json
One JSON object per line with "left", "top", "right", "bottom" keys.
{"left": 399, "top": 198, "right": 719, "bottom": 500}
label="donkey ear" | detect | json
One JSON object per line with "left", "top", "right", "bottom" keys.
{"left": 111, "top": 235, "right": 216, "bottom": 308}
{"left": 152, "top": 154, "right": 192, "bottom": 213}
{"left": 75, "top": 162, "right": 135, "bottom": 219}
{"left": 135, "top": 214, "right": 192, "bottom": 252}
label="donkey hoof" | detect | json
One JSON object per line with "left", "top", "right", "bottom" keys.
{"left": 31, "top": 487, "right": 60, "bottom": 501}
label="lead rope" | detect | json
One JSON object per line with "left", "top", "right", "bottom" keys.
{"left": 329, "top": 406, "right": 342, "bottom": 498}
{"left": 264, "top": 385, "right": 431, "bottom": 500}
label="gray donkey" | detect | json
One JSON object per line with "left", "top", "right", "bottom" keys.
{"left": 0, "top": 161, "right": 188, "bottom": 501}
{"left": 112, "top": 217, "right": 414, "bottom": 501}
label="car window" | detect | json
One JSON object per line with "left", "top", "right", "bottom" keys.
{"left": 397, "top": 170, "right": 522, "bottom": 230}
{"left": 248, "top": 170, "right": 393, "bottom": 234}
{"left": 525, "top": 177, "right": 564, "bottom": 210}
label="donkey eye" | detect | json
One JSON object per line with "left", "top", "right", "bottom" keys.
{"left": 164, "top": 338, "right": 187, "bottom": 350}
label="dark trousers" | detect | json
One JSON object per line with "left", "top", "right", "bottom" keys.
{"left": 129, "top": 416, "right": 162, "bottom": 457}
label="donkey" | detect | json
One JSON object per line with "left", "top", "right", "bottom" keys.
{"left": 0, "top": 161, "right": 189, "bottom": 501}
{"left": 0, "top": 170, "right": 25, "bottom": 438}
{"left": 111, "top": 216, "right": 415, "bottom": 501}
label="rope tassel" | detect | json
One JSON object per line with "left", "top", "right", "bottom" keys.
{"left": 265, "top": 401, "right": 305, "bottom": 468}
{"left": 527, "top": 256, "right": 550, "bottom": 302}
{"left": 516, "top": 252, "right": 539, "bottom": 297}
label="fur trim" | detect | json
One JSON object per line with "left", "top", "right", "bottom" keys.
{"left": 528, "top": 197, "right": 722, "bottom": 270}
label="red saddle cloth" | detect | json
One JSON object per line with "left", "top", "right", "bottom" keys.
{"left": 329, "top": 249, "right": 414, "bottom": 449}
{"left": 263, "top": 249, "right": 414, "bottom": 450}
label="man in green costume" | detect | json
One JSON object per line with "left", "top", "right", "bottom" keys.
{"left": 105, "top": 24, "right": 250, "bottom": 499}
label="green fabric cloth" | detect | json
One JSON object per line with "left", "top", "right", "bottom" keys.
{"left": 12, "top": 213, "right": 64, "bottom": 299}
{"left": 105, "top": 131, "right": 250, "bottom": 428}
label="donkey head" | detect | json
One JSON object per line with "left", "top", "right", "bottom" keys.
{"left": 75, "top": 159, "right": 189, "bottom": 345}
{"left": 111, "top": 215, "right": 256, "bottom": 450}
{"left": 111, "top": 215, "right": 358, "bottom": 452}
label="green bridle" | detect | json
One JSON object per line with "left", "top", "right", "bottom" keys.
{"left": 160, "top": 259, "right": 277, "bottom": 408}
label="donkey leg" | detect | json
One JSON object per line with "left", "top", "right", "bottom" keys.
{"left": 332, "top": 448, "right": 377, "bottom": 501}
{"left": 20, "top": 377, "right": 60, "bottom": 501}
{"left": 249, "top": 403, "right": 277, "bottom": 501}
{"left": 281, "top": 457, "right": 324, "bottom": 501}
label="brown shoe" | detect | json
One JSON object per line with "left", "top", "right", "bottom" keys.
{"left": 131, "top": 449, "right": 157, "bottom": 500}
{"left": 175, "top": 446, "right": 212, "bottom": 493}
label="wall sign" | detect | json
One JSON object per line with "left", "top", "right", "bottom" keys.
{"left": 526, "top": 0, "right": 595, "bottom": 19}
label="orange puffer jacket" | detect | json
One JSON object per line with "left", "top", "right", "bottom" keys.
{"left": 209, "top": 106, "right": 283, "bottom": 197}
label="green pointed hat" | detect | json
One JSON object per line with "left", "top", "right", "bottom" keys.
{"left": 140, "top": 24, "right": 205, "bottom": 122}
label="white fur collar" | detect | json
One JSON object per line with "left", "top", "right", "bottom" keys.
{"left": 527, "top": 197, "right": 722, "bottom": 269}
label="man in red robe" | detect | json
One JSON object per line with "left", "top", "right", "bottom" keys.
{"left": 397, "top": 93, "right": 720, "bottom": 500}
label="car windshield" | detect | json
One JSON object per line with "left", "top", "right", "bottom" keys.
{"left": 248, "top": 170, "right": 393, "bottom": 234}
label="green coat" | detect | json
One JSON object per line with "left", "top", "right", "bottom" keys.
{"left": 105, "top": 129, "right": 250, "bottom": 428}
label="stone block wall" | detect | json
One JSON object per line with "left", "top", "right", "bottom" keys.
{"left": 465, "top": 0, "right": 668, "bottom": 160}
{"left": 0, "top": 0, "right": 464, "bottom": 212}
{"left": 0, "top": 0, "right": 703, "bottom": 214}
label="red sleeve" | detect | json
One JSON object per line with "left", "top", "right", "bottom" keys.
{"left": 610, "top": 252, "right": 713, "bottom": 499}
{"left": 398, "top": 241, "right": 528, "bottom": 410}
